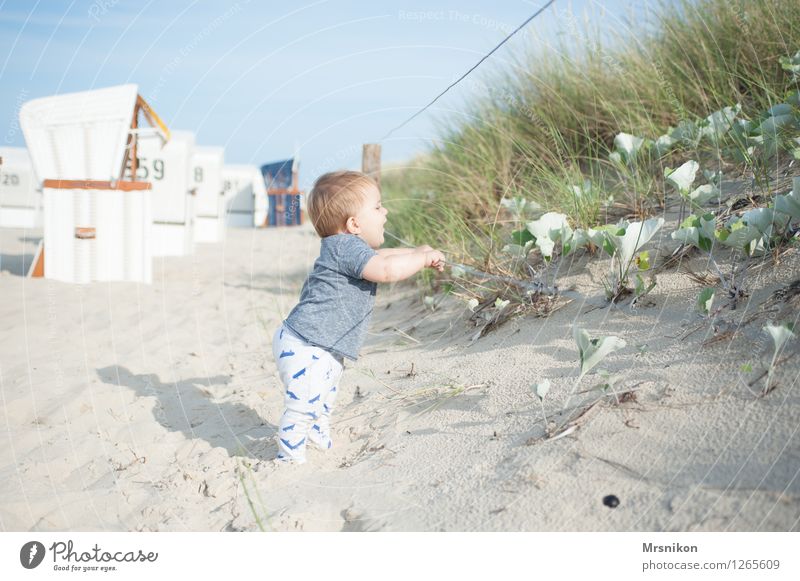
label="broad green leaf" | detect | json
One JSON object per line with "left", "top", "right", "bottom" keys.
{"left": 594, "top": 368, "right": 621, "bottom": 391}
{"left": 774, "top": 177, "right": 800, "bottom": 221}
{"left": 670, "top": 120, "right": 700, "bottom": 146}
{"left": 494, "top": 298, "right": 510, "bottom": 311}
{"left": 699, "top": 104, "right": 741, "bottom": 143}
{"left": 501, "top": 196, "right": 541, "bottom": 217}
{"left": 779, "top": 50, "right": 800, "bottom": 76}
{"left": 688, "top": 183, "right": 719, "bottom": 206}
{"left": 766, "top": 103, "right": 794, "bottom": 117}
{"left": 697, "top": 288, "right": 715, "bottom": 315}
{"left": 741, "top": 207, "right": 786, "bottom": 239}
{"left": 655, "top": 132, "right": 677, "bottom": 156}
{"left": 703, "top": 169, "right": 722, "bottom": 186}
{"left": 757, "top": 104, "right": 800, "bottom": 137}
{"left": 665, "top": 160, "right": 700, "bottom": 195}
{"left": 586, "top": 223, "right": 622, "bottom": 257}
{"left": 612, "top": 217, "right": 664, "bottom": 270}
{"left": 763, "top": 321, "right": 796, "bottom": 393}
{"left": 734, "top": 118, "right": 757, "bottom": 137}
{"left": 573, "top": 327, "right": 627, "bottom": 380}
{"left": 613, "top": 132, "right": 646, "bottom": 163}
{"left": 764, "top": 323, "right": 796, "bottom": 354}
{"left": 526, "top": 212, "right": 572, "bottom": 260}
{"left": 502, "top": 240, "right": 535, "bottom": 258}
{"left": 566, "top": 228, "right": 590, "bottom": 255}
{"left": 533, "top": 379, "right": 550, "bottom": 402}
{"left": 635, "top": 250, "right": 650, "bottom": 270}
{"left": 671, "top": 212, "right": 717, "bottom": 252}
{"left": 716, "top": 218, "right": 761, "bottom": 249}
{"left": 747, "top": 236, "right": 767, "bottom": 257}
{"left": 511, "top": 228, "right": 535, "bottom": 246}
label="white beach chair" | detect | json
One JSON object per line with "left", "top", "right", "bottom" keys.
{"left": 133, "top": 130, "right": 195, "bottom": 256}
{"left": 19, "top": 84, "right": 169, "bottom": 283}
{"left": 222, "top": 164, "right": 268, "bottom": 228}
{"left": 0, "top": 147, "right": 42, "bottom": 229}
{"left": 192, "top": 146, "right": 225, "bottom": 243}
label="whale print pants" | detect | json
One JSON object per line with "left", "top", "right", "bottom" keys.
{"left": 271, "top": 324, "right": 343, "bottom": 463}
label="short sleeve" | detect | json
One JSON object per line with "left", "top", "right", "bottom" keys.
{"left": 332, "top": 235, "right": 378, "bottom": 279}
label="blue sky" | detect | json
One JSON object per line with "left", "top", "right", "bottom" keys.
{"left": 0, "top": 0, "right": 650, "bottom": 189}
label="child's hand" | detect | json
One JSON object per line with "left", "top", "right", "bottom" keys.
{"left": 424, "top": 250, "right": 445, "bottom": 272}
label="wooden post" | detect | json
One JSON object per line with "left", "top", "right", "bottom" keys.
{"left": 362, "top": 144, "right": 381, "bottom": 189}
{"left": 130, "top": 102, "right": 139, "bottom": 179}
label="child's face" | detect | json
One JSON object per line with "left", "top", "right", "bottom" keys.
{"left": 349, "top": 185, "right": 388, "bottom": 248}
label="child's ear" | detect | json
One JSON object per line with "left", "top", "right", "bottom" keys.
{"left": 345, "top": 216, "right": 360, "bottom": 234}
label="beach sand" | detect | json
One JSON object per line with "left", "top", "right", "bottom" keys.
{"left": 1, "top": 222, "right": 798, "bottom": 532}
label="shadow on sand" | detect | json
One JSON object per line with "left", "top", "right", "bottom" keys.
{"left": 96, "top": 365, "right": 277, "bottom": 460}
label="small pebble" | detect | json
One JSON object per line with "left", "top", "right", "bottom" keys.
{"left": 603, "top": 494, "right": 620, "bottom": 508}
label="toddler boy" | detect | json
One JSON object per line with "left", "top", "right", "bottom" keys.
{"left": 271, "top": 170, "right": 444, "bottom": 464}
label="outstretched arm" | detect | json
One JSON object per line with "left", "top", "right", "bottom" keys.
{"left": 362, "top": 249, "right": 445, "bottom": 283}
{"left": 375, "top": 245, "right": 433, "bottom": 257}
{"left": 376, "top": 248, "right": 415, "bottom": 257}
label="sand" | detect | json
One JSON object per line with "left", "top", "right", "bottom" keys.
{"left": 0, "top": 220, "right": 798, "bottom": 532}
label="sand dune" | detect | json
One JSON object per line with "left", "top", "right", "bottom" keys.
{"left": 1, "top": 223, "right": 798, "bottom": 531}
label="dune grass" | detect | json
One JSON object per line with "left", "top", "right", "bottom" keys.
{"left": 381, "top": 0, "right": 800, "bottom": 272}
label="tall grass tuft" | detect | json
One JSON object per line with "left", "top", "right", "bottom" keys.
{"left": 381, "top": 0, "right": 800, "bottom": 268}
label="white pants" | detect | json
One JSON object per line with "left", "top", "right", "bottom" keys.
{"left": 271, "top": 324, "right": 343, "bottom": 463}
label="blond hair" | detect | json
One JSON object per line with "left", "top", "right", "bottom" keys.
{"left": 306, "top": 170, "right": 378, "bottom": 237}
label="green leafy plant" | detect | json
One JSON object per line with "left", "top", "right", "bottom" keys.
{"left": 573, "top": 327, "right": 627, "bottom": 380}
{"left": 664, "top": 160, "right": 718, "bottom": 223}
{"left": 532, "top": 379, "right": 550, "bottom": 428}
{"left": 654, "top": 131, "right": 678, "bottom": 157}
{"left": 592, "top": 368, "right": 624, "bottom": 404}
{"left": 609, "top": 132, "right": 648, "bottom": 166}
{"left": 698, "top": 104, "right": 741, "bottom": 145}
{"left": 779, "top": 50, "right": 800, "bottom": 77}
{"left": 725, "top": 98, "right": 800, "bottom": 187}
{"left": 762, "top": 322, "right": 796, "bottom": 395}
{"left": 696, "top": 287, "right": 716, "bottom": 316}
{"left": 670, "top": 119, "right": 702, "bottom": 149}
{"left": 672, "top": 212, "right": 756, "bottom": 307}
{"left": 774, "top": 177, "right": 800, "bottom": 236}
{"left": 578, "top": 217, "right": 664, "bottom": 302}
{"left": 503, "top": 211, "right": 580, "bottom": 291}
{"left": 500, "top": 195, "right": 543, "bottom": 222}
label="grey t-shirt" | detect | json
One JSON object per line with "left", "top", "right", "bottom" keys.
{"left": 284, "top": 233, "right": 378, "bottom": 361}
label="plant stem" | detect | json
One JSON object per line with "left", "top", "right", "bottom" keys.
{"left": 706, "top": 253, "right": 730, "bottom": 291}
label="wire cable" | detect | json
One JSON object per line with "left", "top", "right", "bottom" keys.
{"left": 379, "top": 0, "right": 557, "bottom": 142}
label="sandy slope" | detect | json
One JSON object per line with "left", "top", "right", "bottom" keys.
{"left": 0, "top": 222, "right": 798, "bottom": 532}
